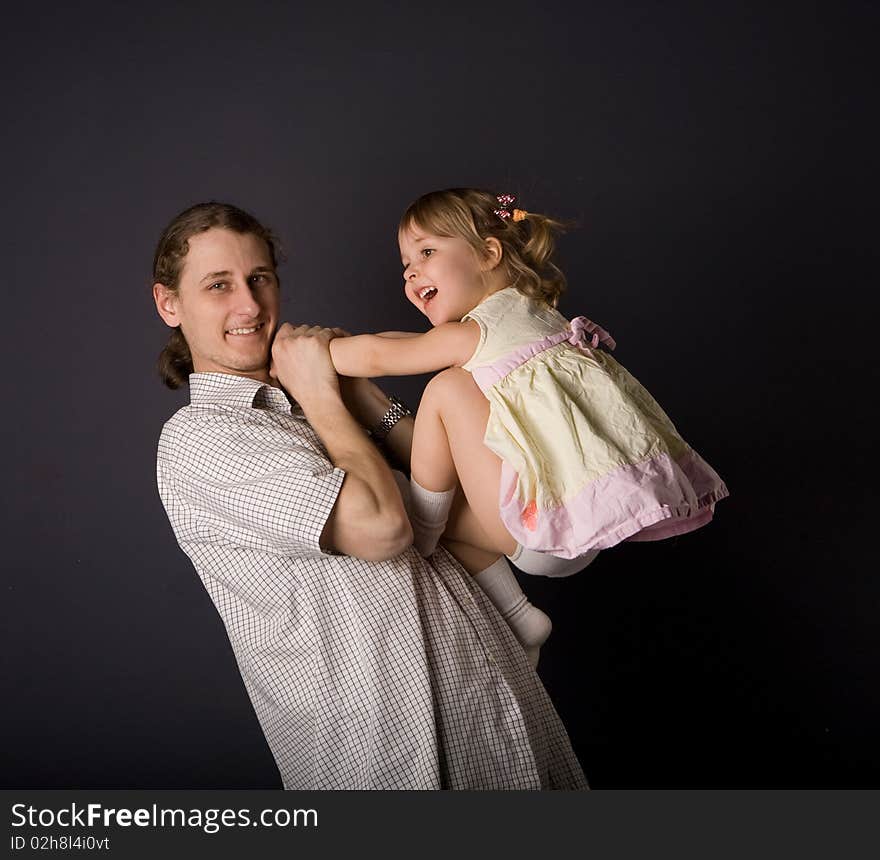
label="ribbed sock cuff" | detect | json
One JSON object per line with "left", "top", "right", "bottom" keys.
{"left": 409, "top": 477, "right": 455, "bottom": 557}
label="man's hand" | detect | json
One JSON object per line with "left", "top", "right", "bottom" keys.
{"left": 270, "top": 323, "right": 347, "bottom": 409}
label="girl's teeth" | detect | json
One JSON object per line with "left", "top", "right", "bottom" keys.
{"left": 228, "top": 326, "right": 259, "bottom": 334}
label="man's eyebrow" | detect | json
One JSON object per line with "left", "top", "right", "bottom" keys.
{"left": 200, "top": 270, "right": 232, "bottom": 283}
{"left": 199, "top": 266, "right": 274, "bottom": 283}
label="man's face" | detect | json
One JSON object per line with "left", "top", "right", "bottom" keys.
{"left": 154, "top": 228, "right": 280, "bottom": 381}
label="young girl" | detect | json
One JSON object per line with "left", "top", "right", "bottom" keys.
{"left": 328, "top": 188, "right": 728, "bottom": 660}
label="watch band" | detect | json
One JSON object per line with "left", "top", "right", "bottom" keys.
{"left": 370, "top": 395, "right": 412, "bottom": 442}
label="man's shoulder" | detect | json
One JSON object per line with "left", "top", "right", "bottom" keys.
{"left": 156, "top": 404, "right": 193, "bottom": 471}
{"left": 157, "top": 400, "right": 246, "bottom": 464}
{"left": 157, "top": 397, "right": 316, "bottom": 472}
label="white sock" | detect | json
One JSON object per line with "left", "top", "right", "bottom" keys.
{"left": 409, "top": 477, "right": 455, "bottom": 557}
{"left": 508, "top": 545, "right": 600, "bottom": 578}
{"left": 474, "top": 556, "right": 552, "bottom": 666}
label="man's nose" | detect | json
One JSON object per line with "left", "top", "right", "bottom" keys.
{"left": 235, "top": 282, "right": 261, "bottom": 316}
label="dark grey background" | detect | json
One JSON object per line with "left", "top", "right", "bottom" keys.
{"left": 2, "top": 1, "right": 875, "bottom": 787}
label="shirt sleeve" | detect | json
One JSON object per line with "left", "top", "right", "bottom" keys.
{"left": 160, "top": 409, "right": 345, "bottom": 559}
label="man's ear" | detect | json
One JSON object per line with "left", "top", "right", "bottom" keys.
{"left": 153, "top": 283, "right": 180, "bottom": 328}
{"left": 482, "top": 237, "right": 503, "bottom": 271}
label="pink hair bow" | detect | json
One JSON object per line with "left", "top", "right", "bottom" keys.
{"left": 569, "top": 316, "right": 617, "bottom": 351}
{"left": 494, "top": 193, "right": 516, "bottom": 220}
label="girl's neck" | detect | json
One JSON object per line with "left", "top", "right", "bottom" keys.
{"left": 473, "top": 271, "right": 514, "bottom": 312}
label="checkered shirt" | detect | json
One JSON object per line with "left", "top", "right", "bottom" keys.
{"left": 156, "top": 372, "right": 588, "bottom": 790}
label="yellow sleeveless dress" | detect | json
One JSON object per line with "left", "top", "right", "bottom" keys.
{"left": 461, "top": 288, "right": 728, "bottom": 558}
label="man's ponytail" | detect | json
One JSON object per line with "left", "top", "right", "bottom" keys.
{"left": 157, "top": 328, "right": 193, "bottom": 390}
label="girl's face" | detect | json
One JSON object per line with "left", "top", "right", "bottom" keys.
{"left": 399, "top": 226, "right": 496, "bottom": 326}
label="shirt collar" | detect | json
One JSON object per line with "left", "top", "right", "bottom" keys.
{"left": 189, "top": 372, "right": 296, "bottom": 413}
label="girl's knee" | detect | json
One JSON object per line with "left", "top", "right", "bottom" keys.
{"left": 422, "top": 367, "right": 482, "bottom": 409}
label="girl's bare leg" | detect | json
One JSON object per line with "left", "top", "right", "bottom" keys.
{"left": 411, "top": 367, "right": 517, "bottom": 557}
{"left": 441, "top": 537, "right": 499, "bottom": 576}
{"left": 411, "top": 369, "right": 550, "bottom": 665}
{"left": 414, "top": 369, "right": 600, "bottom": 579}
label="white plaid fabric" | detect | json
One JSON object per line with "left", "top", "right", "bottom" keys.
{"left": 156, "top": 372, "right": 588, "bottom": 790}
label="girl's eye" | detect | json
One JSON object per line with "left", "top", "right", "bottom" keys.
{"left": 422, "top": 248, "right": 435, "bottom": 258}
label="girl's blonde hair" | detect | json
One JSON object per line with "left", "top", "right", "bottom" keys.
{"left": 399, "top": 188, "right": 567, "bottom": 307}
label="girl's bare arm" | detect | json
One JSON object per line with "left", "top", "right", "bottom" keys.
{"left": 375, "top": 331, "right": 421, "bottom": 338}
{"left": 329, "top": 321, "right": 481, "bottom": 378}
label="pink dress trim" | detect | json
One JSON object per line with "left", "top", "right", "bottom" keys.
{"left": 471, "top": 316, "right": 616, "bottom": 393}
{"left": 498, "top": 448, "right": 729, "bottom": 558}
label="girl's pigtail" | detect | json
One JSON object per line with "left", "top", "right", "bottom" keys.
{"left": 517, "top": 212, "right": 567, "bottom": 307}
{"left": 158, "top": 328, "right": 193, "bottom": 390}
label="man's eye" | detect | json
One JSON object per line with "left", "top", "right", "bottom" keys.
{"left": 249, "top": 274, "right": 267, "bottom": 286}
{"left": 208, "top": 282, "right": 227, "bottom": 291}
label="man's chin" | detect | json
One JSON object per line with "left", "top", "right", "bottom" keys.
{"left": 228, "top": 344, "right": 271, "bottom": 368}
{"left": 233, "top": 360, "right": 271, "bottom": 375}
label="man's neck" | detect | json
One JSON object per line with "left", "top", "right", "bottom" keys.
{"left": 193, "top": 365, "right": 276, "bottom": 387}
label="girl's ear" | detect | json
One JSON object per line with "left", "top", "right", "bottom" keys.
{"left": 153, "top": 283, "right": 181, "bottom": 328}
{"left": 482, "top": 237, "right": 503, "bottom": 270}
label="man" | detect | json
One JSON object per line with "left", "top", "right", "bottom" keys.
{"left": 152, "top": 201, "right": 587, "bottom": 789}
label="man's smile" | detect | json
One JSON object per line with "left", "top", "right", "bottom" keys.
{"left": 225, "top": 321, "right": 267, "bottom": 336}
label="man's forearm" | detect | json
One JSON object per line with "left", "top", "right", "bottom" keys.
{"left": 382, "top": 414, "right": 413, "bottom": 473}
{"left": 300, "top": 391, "right": 412, "bottom": 558}
{"left": 305, "top": 393, "right": 400, "bottom": 504}
{"left": 339, "top": 378, "right": 413, "bottom": 473}
{"left": 268, "top": 324, "right": 413, "bottom": 558}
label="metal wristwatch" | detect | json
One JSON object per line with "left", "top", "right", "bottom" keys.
{"left": 370, "top": 395, "right": 412, "bottom": 442}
